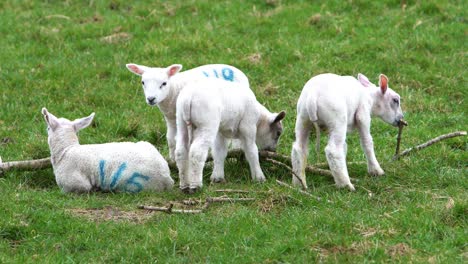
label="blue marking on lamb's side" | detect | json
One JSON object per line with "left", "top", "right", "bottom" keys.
{"left": 109, "top": 162, "right": 127, "bottom": 190}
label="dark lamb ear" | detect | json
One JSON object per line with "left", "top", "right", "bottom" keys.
{"left": 273, "top": 111, "right": 286, "bottom": 123}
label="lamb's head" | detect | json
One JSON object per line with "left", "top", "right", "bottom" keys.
{"left": 358, "top": 73, "right": 404, "bottom": 127}
{"left": 41, "top": 108, "right": 95, "bottom": 145}
{"left": 256, "top": 111, "right": 286, "bottom": 151}
{"left": 126, "top": 63, "right": 183, "bottom": 106}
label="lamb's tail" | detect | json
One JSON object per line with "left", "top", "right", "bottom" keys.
{"left": 306, "top": 93, "right": 320, "bottom": 163}
{"left": 181, "top": 96, "right": 193, "bottom": 144}
{"left": 313, "top": 122, "right": 321, "bottom": 164}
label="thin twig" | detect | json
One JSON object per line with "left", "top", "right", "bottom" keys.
{"left": 393, "top": 131, "right": 467, "bottom": 160}
{"left": 265, "top": 158, "right": 308, "bottom": 190}
{"left": 394, "top": 119, "right": 408, "bottom": 157}
{"left": 214, "top": 189, "right": 250, "bottom": 193}
{"left": 138, "top": 204, "right": 203, "bottom": 214}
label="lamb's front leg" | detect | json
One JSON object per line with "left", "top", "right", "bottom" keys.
{"left": 291, "top": 115, "right": 313, "bottom": 188}
{"left": 240, "top": 131, "right": 265, "bottom": 183}
{"left": 165, "top": 117, "right": 177, "bottom": 161}
{"left": 210, "top": 133, "right": 228, "bottom": 183}
{"left": 356, "top": 117, "right": 384, "bottom": 176}
{"left": 325, "top": 129, "right": 355, "bottom": 191}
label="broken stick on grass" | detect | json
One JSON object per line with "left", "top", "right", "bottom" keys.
{"left": 138, "top": 203, "right": 204, "bottom": 214}
{"left": 139, "top": 196, "right": 256, "bottom": 214}
{"left": 394, "top": 119, "right": 408, "bottom": 157}
{"left": 393, "top": 131, "right": 466, "bottom": 160}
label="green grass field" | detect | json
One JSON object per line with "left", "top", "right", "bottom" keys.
{"left": 0, "top": 0, "right": 466, "bottom": 262}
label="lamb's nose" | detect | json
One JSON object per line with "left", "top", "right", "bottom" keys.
{"left": 147, "top": 97, "right": 156, "bottom": 104}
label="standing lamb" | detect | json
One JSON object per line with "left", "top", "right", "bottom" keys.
{"left": 126, "top": 63, "right": 250, "bottom": 161}
{"left": 42, "top": 108, "right": 174, "bottom": 193}
{"left": 291, "top": 73, "right": 404, "bottom": 191}
{"left": 175, "top": 79, "right": 286, "bottom": 193}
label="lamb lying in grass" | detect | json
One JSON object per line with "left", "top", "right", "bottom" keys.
{"left": 175, "top": 79, "right": 286, "bottom": 193}
{"left": 42, "top": 108, "right": 174, "bottom": 193}
{"left": 126, "top": 63, "right": 250, "bottom": 160}
{"left": 291, "top": 73, "right": 404, "bottom": 191}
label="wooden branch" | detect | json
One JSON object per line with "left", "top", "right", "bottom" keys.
{"left": 138, "top": 204, "right": 203, "bottom": 214}
{"left": 393, "top": 131, "right": 467, "bottom": 160}
{"left": 214, "top": 189, "right": 250, "bottom": 193}
{"left": 394, "top": 119, "right": 408, "bottom": 157}
{"left": 276, "top": 180, "right": 330, "bottom": 203}
{"left": 140, "top": 196, "right": 255, "bottom": 214}
{"left": 0, "top": 156, "right": 52, "bottom": 174}
{"left": 265, "top": 158, "right": 308, "bottom": 190}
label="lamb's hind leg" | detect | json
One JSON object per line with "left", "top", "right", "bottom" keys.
{"left": 325, "top": 128, "right": 355, "bottom": 191}
{"left": 210, "top": 133, "right": 228, "bottom": 183}
{"left": 291, "top": 114, "right": 313, "bottom": 188}
{"left": 175, "top": 120, "right": 190, "bottom": 192}
{"left": 188, "top": 127, "right": 217, "bottom": 193}
{"left": 61, "top": 174, "right": 92, "bottom": 193}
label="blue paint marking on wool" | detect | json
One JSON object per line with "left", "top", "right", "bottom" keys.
{"left": 125, "top": 173, "right": 150, "bottom": 193}
{"left": 109, "top": 162, "right": 127, "bottom": 190}
{"left": 201, "top": 68, "right": 235, "bottom": 82}
{"left": 99, "top": 160, "right": 106, "bottom": 190}
{"left": 222, "top": 68, "right": 234, "bottom": 82}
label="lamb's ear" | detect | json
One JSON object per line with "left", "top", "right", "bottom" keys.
{"left": 126, "top": 63, "right": 147, "bottom": 76}
{"left": 73, "top": 113, "right": 95, "bottom": 132}
{"left": 379, "top": 74, "right": 388, "bottom": 94}
{"left": 272, "top": 111, "right": 286, "bottom": 124}
{"left": 42, "top": 107, "right": 59, "bottom": 130}
{"left": 357, "top": 73, "right": 371, "bottom": 87}
{"left": 167, "top": 64, "right": 183, "bottom": 77}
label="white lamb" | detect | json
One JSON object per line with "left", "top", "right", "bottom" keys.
{"left": 42, "top": 108, "right": 174, "bottom": 193}
{"left": 175, "top": 79, "right": 286, "bottom": 193}
{"left": 291, "top": 73, "right": 404, "bottom": 191}
{"left": 126, "top": 63, "right": 250, "bottom": 160}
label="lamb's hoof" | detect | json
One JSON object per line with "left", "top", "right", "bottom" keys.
{"left": 368, "top": 168, "right": 385, "bottom": 177}
{"left": 255, "top": 177, "right": 266, "bottom": 183}
{"left": 336, "top": 182, "right": 355, "bottom": 191}
{"left": 187, "top": 187, "right": 201, "bottom": 194}
{"left": 180, "top": 187, "right": 191, "bottom": 194}
{"left": 181, "top": 187, "right": 200, "bottom": 194}
{"left": 210, "top": 178, "right": 226, "bottom": 184}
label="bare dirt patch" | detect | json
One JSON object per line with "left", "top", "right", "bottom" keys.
{"left": 67, "top": 206, "right": 153, "bottom": 223}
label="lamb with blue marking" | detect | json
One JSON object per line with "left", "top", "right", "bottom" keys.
{"left": 125, "top": 63, "right": 250, "bottom": 161}
{"left": 42, "top": 108, "right": 174, "bottom": 193}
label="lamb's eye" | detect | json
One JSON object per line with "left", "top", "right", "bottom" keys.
{"left": 276, "top": 131, "right": 282, "bottom": 139}
{"left": 393, "top": 98, "right": 399, "bottom": 104}
{"left": 141, "top": 81, "right": 145, "bottom": 85}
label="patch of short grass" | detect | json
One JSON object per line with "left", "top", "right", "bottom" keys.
{"left": 0, "top": 0, "right": 466, "bottom": 263}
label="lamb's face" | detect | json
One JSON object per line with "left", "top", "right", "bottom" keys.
{"left": 255, "top": 111, "right": 286, "bottom": 151}
{"left": 141, "top": 69, "right": 171, "bottom": 106}
{"left": 358, "top": 74, "right": 404, "bottom": 127}
{"left": 374, "top": 88, "right": 404, "bottom": 127}
{"left": 126, "top": 63, "right": 183, "bottom": 106}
